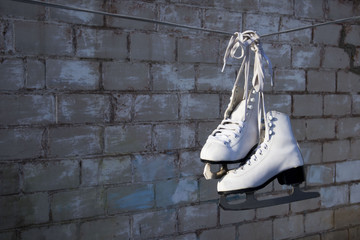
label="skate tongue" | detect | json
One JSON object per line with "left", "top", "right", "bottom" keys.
{"left": 229, "top": 100, "right": 246, "bottom": 122}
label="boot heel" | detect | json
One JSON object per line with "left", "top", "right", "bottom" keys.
{"left": 277, "top": 166, "right": 305, "bottom": 185}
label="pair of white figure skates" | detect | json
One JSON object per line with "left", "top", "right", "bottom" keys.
{"left": 200, "top": 30, "right": 319, "bottom": 210}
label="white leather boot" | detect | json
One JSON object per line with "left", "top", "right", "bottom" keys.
{"left": 200, "top": 89, "right": 259, "bottom": 163}
{"left": 217, "top": 111, "right": 305, "bottom": 194}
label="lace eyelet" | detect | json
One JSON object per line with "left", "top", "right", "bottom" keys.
{"left": 247, "top": 105, "right": 253, "bottom": 110}
{"left": 269, "top": 130, "right": 273, "bottom": 135}
{"left": 268, "top": 122, "right": 273, "bottom": 127}
{"left": 250, "top": 98, "right": 255, "bottom": 102}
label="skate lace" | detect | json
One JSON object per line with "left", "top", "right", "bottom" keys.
{"left": 210, "top": 119, "right": 245, "bottom": 144}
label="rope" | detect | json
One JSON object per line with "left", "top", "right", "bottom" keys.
{"left": 10, "top": 0, "right": 360, "bottom": 38}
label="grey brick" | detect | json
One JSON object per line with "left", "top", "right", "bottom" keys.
{"left": 160, "top": 4, "right": 201, "bottom": 28}
{"left": 181, "top": 94, "right": 220, "bottom": 119}
{"left": 0, "top": 193, "right": 49, "bottom": 230}
{"left": 23, "top": 160, "right": 80, "bottom": 192}
{"left": 21, "top": 224, "right": 77, "bottom": 240}
{"left": 237, "top": 221, "right": 272, "bottom": 240}
{"left": 299, "top": 141, "right": 322, "bottom": 164}
{"left": 290, "top": 197, "right": 320, "bottom": 213}
{"left": 307, "top": 70, "right": 336, "bottom": 92}
{"left": 46, "top": 59, "right": 100, "bottom": 90}
{"left": 334, "top": 205, "right": 360, "bottom": 228}
{"left": 262, "top": 43, "right": 291, "bottom": 68}
{"left": 353, "top": 94, "right": 360, "bottom": 114}
{"left": 292, "top": 46, "right": 321, "bottom": 68}
{"left": 351, "top": 138, "right": 360, "bottom": 159}
{"left": 199, "top": 178, "right": 219, "bottom": 202}
{"left": 197, "top": 64, "right": 235, "bottom": 91}
{"left": 134, "top": 94, "right": 178, "bottom": 121}
{"left": 220, "top": 207, "right": 255, "bottom": 225}
{"left": 328, "top": 0, "right": 354, "bottom": 19}
{"left": 323, "top": 47, "right": 350, "bottom": 69}
{"left": 350, "top": 226, "right": 360, "bottom": 240}
{"left": 131, "top": 32, "right": 175, "bottom": 62}
{"left": 245, "top": 14, "right": 279, "bottom": 38}
{"left": 294, "top": 0, "right": 324, "bottom": 19}
{"left": 259, "top": 0, "right": 292, "bottom": 14}
{"left": 337, "top": 71, "right": 360, "bottom": 93}
{"left": 275, "top": 69, "right": 305, "bottom": 91}
{"left": 107, "top": 1, "right": 156, "bottom": 30}
{"left": 154, "top": 123, "right": 195, "bottom": 151}
{"left": 0, "top": 232, "right": 16, "bottom": 240}
{"left": 48, "top": 126, "right": 102, "bottom": 157}
{"left": 324, "top": 94, "right": 351, "bottom": 116}
{"left": 320, "top": 185, "right": 349, "bottom": 208}
{"left": 51, "top": 188, "right": 105, "bottom": 221}
{"left": 179, "top": 150, "right": 203, "bottom": 177}
{"left": 199, "top": 226, "right": 236, "bottom": 240}
{"left": 256, "top": 201, "right": 289, "bottom": 219}
{"left": 49, "top": 0, "right": 103, "bottom": 26}
{"left": 102, "top": 62, "right": 149, "bottom": 90}
{"left": 133, "top": 209, "right": 176, "bottom": 239}
{"left": 265, "top": 94, "right": 291, "bottom": 115}
{"left": 160, "top": 233, "right": 197, "bottom": 240}
{"left": 279, "top": 18, "right": 312, "bottom": 43}
{"left": 274, "top": 215, "right": 304, "bottom": 240}
{"left": 0, "top": 128, "right": 43, "bottom": 160}
{"left": 336, "top": 160, "right": 360, "bottom": 183}
{"left": 0, "top": 163, "right": 19, "bottom": 195}
{"left": 152, "top": 64, "right": 195, "bottom": 91}
{"left": 350, "top": 183, "right": 360, "bottom": 204}
{"left": 203, "top": 9, "right": 242, "bottom": 33}
{"left": 178, "top": 203, "right": 217, "bottom": 232}
{"left": 214, "top": 0, "right": 259, "bottom": 11}
{"left": 113, "top": 93, "right": 133, "bottom": 122}
{"left": 322, "top": 230, "right": 348, "bottom": 240}
{"left": 314, "top": 24, "right": 342, "bottom": 45}
{"left": 306, "top": 164, "right": 334, "bottom": 186}
{"left": 80, "top": 216, "right": 130, "bottom": 240}
{"left": 305, "top": 210, "right": 333, "bottom": 233}
{"left": 0, "top": 59, "right": 24, "bottom": 90}
{"left": 76, "top": 28, "right": 127, "bottom": 59}
{"left": 134, "top": 153, "right": 177, "bottom": 182}
{"left": 306, "top": 118, "right": 335, "bottom": 140}
{"left": 106, "top": 184, "right": 154, "bottom": 213}
{"left": 104, "top": 124, "right": 152, "bottom": 154}
{"left": 337, "top": 117, "right": 360, "bottom": 139}
{"left": 0, "top": 20, "right": 13, "bottom": 54}
{"left": 26, "top": 59, "right": 45, "bottom": 89}
{"left": 293, "top": 95, "right": 322, "bottom": 117}
{"left": 58, "top": 94, "right": 111, "bottom": 123}
{"left": 0, "top": 0, "right": 45, "bottom": 19}
{"left": 0, "top": 95, "right": 55, "bottom": 125}
{"left": 178, "top": 37, "right": 218, "bottom": 63}
{"left": 81, "top": 156, "right": 132, "bottom": 186}
{"left": 323, "top": 140, "right": 350, "bottom": 162}
{"left": 291, "top": 119, "right": 306, "bottom": 141}
{"left": 156, "top": 178, "right": 198, "bottom": 207}
{"left": 15, "top": 22, "right": 72, "bottom": 56}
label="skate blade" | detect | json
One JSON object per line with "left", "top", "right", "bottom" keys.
{"left": 219, "top": 186, "right": 320, "bottom": 210}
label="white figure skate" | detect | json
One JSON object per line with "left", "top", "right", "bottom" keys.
{"left": 201, "top": 30, "right": 273, "bottom": 180}
{"left": 217, "top": 111, "right": 320, "bottom": 210}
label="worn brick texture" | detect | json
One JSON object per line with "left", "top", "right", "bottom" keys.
{"left": 0, "top": 0, "right": 360, "bottom": 239}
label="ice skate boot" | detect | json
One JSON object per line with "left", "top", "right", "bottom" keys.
{"left": 201, "top": 89, "right": 259, "bottom": 179}
{"left": 200, "top": 30, "right": 272, "bottom": 180}
{"left": 218, "top": 111, "right": 320, "bottom": 210}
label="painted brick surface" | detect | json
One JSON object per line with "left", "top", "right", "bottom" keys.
{"left": 23, "top": 160, "right": 80, "bottom": 192}
{"left": 1, "top": 0, "right": 360, "bottom": 239}
{"left": 51, "top": 188, "right": 105, "bottom": 221}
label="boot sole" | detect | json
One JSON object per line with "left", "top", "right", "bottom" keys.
{"left": 218, "top": 166, "right": 305, "bottom": 195}
{"left": 200, "top": 144, "right": 258, "bottom": 164}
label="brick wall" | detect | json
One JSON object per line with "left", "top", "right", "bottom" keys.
{"left": 0, "top": 0, "right": 359, "bottom": 239}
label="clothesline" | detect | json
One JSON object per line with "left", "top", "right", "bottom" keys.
{"left": 11, "top": 0, "right": 360, "bottom": 38}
